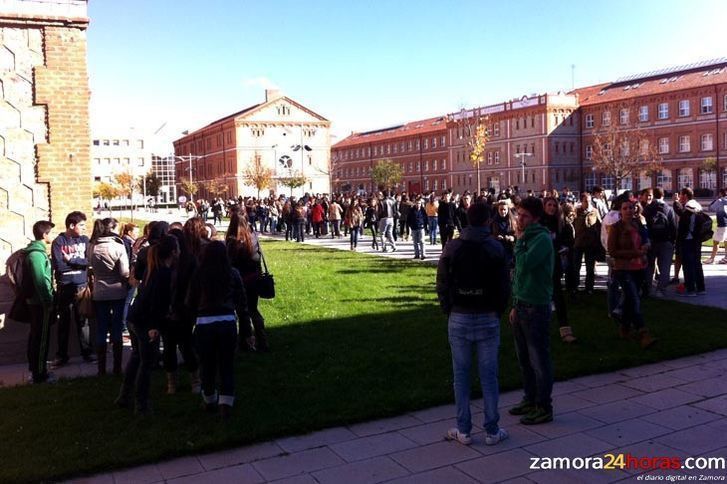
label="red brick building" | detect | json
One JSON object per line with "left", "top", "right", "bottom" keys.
{"left": 333, "top": 58, "right": 727, "bottom": 195}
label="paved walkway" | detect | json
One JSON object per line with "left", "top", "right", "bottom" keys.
{"left": 71, "top": 350, "right": 727, "bottom": 483}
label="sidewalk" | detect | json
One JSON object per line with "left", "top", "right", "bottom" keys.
{"left": 71, "top": 349, "right": 727, "bottom": 483}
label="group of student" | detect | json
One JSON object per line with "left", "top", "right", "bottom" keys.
{"left": 19, "top": 208, "right": 268, "bottom": 419}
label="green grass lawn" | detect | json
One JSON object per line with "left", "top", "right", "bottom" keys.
{"left": 1, "top": 241, "right": 726, "bottom": 482}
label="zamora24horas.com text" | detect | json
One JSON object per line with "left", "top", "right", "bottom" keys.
{"left": 529, "top": 453, "right": 726, "bottom": 474}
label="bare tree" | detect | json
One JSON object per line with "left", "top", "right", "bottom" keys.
{"left": 243, "top": 152, "right": 275, "bottom": 198}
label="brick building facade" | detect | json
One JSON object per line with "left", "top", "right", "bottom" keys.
{"left": 333, "top": 59, "right": 727, "bottom": 196}
{"left": 0, "top": 0, "right": 91, "bottom": 352}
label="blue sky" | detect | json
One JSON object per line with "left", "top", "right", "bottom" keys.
{"left": 87, "top": 0, "right": 727, "bottom": 143}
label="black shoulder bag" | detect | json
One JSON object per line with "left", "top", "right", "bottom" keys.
{"left": 256, "top": 249, "right": 275, "bottom": 299}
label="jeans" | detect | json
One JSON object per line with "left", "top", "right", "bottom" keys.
{"left": 332, "top": 220, "right": 341, "bottom": 237}
{"left": 439, "top": 224, "right": 454, "bottom": 249}
{"left": 606, "top": 262, "right": 623, "bottom": 317}
{"left": 122, "top": 286, "right": 136, "bottom": 332}
{"left": 428, "top": 217, "right": 438, "bottom": 245}
{"left": 572, "top": 248, "right": 597, "bottom": 292}
{"left": 382, "top": 218, "right": 396, "bottom": 251}
{"left": 613, "top": 270, "right": 645, "bottom": 330}
{"left": 296, "top": 221, "right": 305, "bottom": 242}
{"left": 350, "top": 226, "right": 360, "bottom": 248}
{"left": 56, "top": 284, "right": 93, "bottom": 359}
{"left": 411, "top": 228, "right": 425, "bottom": 257}
{"left": 647, "top": 241, "right": 674, "bottom": 292}
{"left": 448, "top": 312, "right": 501, "bottom": 435}
{"left": 119, "top": 322, "right": 156, "bottom": 411}
{"left": 369, "top": 225, "right": 380, "bottom": 249}
{"left": 195, "top": 321, "right": 237, "bottom": 406}
{"left": 162, "top": 318, "right": 198, "bottom": 373}
{"left": 681, "top": 239, "right": 705, "bottom": 293}
{"left": 94, "top": 299, "right": 125, "bottom": 346}
{"left": 511, "top": 302, "right": 553, "bottom": 410}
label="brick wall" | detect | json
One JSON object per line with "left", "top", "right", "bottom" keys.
{"left": 0, "top": 3, "right": 90, "bottom": 340}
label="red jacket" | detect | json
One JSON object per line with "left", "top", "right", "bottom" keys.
{"left": 311, "top": 204, "right": 325, "bottom": 223}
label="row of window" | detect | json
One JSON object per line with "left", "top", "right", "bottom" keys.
{"left": 92, "top": 139, "right": 144, "bottom": 148}
{"left": 584, "top": 169, "right": 727, "bottom": 192}
{"left": 586, "top": 95, "right": 727, "bottom": 128}
{"left": 337, "top": 159, "right": 448, "bottom": 178}
{"left": 93, "top": 157, "right": 145, "bottom": 167}
{"left": 584, "top": 133, "right": 716, "bottom": 159}
{"left": 336, "top": 136, "right": 448, "bottom": 161}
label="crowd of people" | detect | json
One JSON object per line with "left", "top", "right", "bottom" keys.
{"left": 17, "top": 208, "right": 268, "bottom": 419}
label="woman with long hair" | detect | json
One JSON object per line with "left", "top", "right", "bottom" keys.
{"left": 364, "top": 198, "right": 380, "bottom": 250}
{"left": 345, "top": 200, "right": 365, "bottom": 250}
{"left": 90, "top": 217, "right": 129, "bottom": 375}
{"left": 187, "top": 241, "right": 249, "bottom": 419}
{"left": 226, "top": 211, "right": 268, "bottom": 352}
{"left": 183, "top": 216, "right": 208, "bottom": 261}
{"left": 542, "top": 197, "right": 576, "bottom": 344}
{"left": 490, "top": 201, "right": 517, "bottom": 267}
{"left": 117, "top": 235, "right": 178, "bottom": 415}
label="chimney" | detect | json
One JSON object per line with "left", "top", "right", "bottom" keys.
{"left": 265, "top": 89, "right": 282, "bottom": 102}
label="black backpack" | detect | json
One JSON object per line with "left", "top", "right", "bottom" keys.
{"left": 648, "top": 206, "right": 670, "bottom": 241}
{"left": 695, "top": 212, "right": 714, "bottom": 243}
{"left": 5, "top": 248, "right": 39, "bottom": 324}
{"left": 449, "top": 240, "right": 501, "bottom": 309}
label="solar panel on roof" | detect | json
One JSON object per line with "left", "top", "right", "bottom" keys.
{"left": 613, "top": 57, "right": 727, "bottom": 84}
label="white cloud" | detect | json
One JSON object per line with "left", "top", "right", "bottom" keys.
{"left": 243, "top": 76, "right": 280, "bottom": 90}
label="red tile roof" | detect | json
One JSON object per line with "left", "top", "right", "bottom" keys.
{"left": 333, "top": 115, "right": 447, "bottom": 149}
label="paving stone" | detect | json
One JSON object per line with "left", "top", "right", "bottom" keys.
{"left": 526, "top": 467, "right": 628, "bottom": 483}
{"left": 386, "top": 466, "right": 479, "bottom": 484}
{"left": 570, "top": 384, "right": 643, "bottom": 404}
{"left": 276, "top": 427, "right": 358, "bottom": 453}
{"left": 500, "top": 478, "right": 536, "bottom": 484}
{"left": 642, "top": 405, "right": 722, "bottom": 430}
{"left": 627, "top": 388, "right": 702, "bottom": 410}
{"left": 469, "top": 424, "right": 546, "bottom": 456}
{"left": 112, "top": 463, "right": 163, "bottom": 484}
{"left": 549, "top": 393, "right": 598, "bottom": 413}
{"left": 610, "top": 440, "right": 685, "bottom": 475}
{"left": 252, "top": 447, "right": 345, "bottom": 481}
{"left": 398, "top": 418, "right": 458, "bottom": 445}
{"left": 662, "top": 364, "right": 724, "bottom": 382}
{"left": 330, "top": 432, "right": 418, "bottom": 462}
{"left": 312, "top": 456, "right": 409, "bottom": 484}
{"left": 456, "top": 448, "right": 536, "bottom": 482}
{"left": 524, "top": 411, "right": 605, "bottom": 439}
{"left": 691, "top": 394, "right": 727, "bottom": 416}
{"left": 268, "top": 475, "right": 318, "bottom": 484}
{"left": 551, "top": 380, "right": 589, "bottom": 396}
{"left": 661, "top": 354, "right": 715, "bottom": 369}
{"left": 579, "top": 400, "right": 656, "bottom": 424}
{"left": 156, "top": 456, "right": 205, "bottom": 480}
{"left": 67, "top": 474, "right": 115, "bottom": 484}
{"left": 348, "top": 414, "right": 422, "bottom": 437}
{"left": 568, "top": 372, "right": 627, "bottom": 388}
{"left": 655, "top": 422, "right": 727, "bottom": 455}
{"left": 620, "top": 373, "right": 687, "bottom": 392}
{"left": 525, "top": 432, "right": 614, "bottom": 458}
{"left": 585, "top": 418, "right": 672, "bottom": 447}
{"left": 409, "top": 404, "right": 456, "bottom": 423}
{"left": 167, "top": 463, "right": 262, "bottom": 484}
{"left": 618, "top": 362, "right": 672, "bottom": 378}
{"left": 197, "top": 442, "right": 284, "bottom": 470}
{"left": 677, "top": 377, "right": 727, "bottom": 397}
{"left": 390, "top": 441, "right": 481, "bottom": 472}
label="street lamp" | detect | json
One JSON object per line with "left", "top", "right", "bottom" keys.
{"left": 172, "top": 153, "right": 205, "bottom": 203}
{"left": 514, "top": 152, "right": 533, "bottom": 190}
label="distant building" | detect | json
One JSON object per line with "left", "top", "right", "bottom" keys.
{"left": 173, "top": 90, "right": 331, "bottom": 199}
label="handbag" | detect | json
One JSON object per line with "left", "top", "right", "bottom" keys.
{"left": 76, "top": 285, "right": 95, "bottom": 320}
{"left": 256, "top": 249, "right": 275, "bottom": 299}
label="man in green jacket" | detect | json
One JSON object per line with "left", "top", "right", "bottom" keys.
{"left": 25, "top": 221, "right": 56, "bottom": 384}
{"left": 508, "top": 197, "right": 555, "bottom": 424}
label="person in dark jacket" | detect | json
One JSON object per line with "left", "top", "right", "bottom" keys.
{"left": 364, "top": 199, "right": 380, "bottom": 250}
{"left": 490, "top": 201, "right": 516, "bottom": 267}
{"left": 437, "top": 191, "right": 457, "bottom": 249}
{"left": 678, "top": 199, "right": 706, "bottom": 296}
{"left": 437, "top": 203, "right": 510, "bottom": 446}
{"left": 227, "top": 210, "right": 267, "bottom": 352}
{"left": 406, "top": 197, "right": 428, "bottom": 259}
{"left": 573, "top": 192, "right": 602, "bottom": 294}
{"left": 643, "top": 187, "right": 677, "bottom": 297}
{"left": 52, "top": 211, "right": 94, "bottom": 366}
{"left": 187, "top": 241, "right": 250, "bottom": 419}
{"left": 116, "top": 235, "right": 178, "bottom": 416}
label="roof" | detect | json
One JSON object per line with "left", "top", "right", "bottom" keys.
{"left": 575, "top": 61, "right": 727, "bottom": 107}
{"left": 333, "top": 115, "right": 447, "bottom": 149}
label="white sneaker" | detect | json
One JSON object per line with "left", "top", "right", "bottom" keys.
{"left": 446, "top": 428, "right": 472, "bottom": 445}
{"left": 485, "top": 428, "right": 509, "bottom": 446}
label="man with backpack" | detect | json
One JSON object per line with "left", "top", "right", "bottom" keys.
{"left": 24, "top": 221, "right": 56, "bottom": 383}
{"left": 705, "top": 188, "right": 727, "bottom": 265}
{"left": 52, "top": 211, "right": 94, "bottom": 366}
{"left": 677, "top": 192, "right": 707, "bottom": 297}
{"left": 644, "top": 187, "right": 678, "bottom": 298}
{"left": 436, "top": 203, "right": 510, "bottom": 446}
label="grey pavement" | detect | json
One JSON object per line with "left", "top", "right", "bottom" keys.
{"left": 69, "top": 349, "right": 727, "bottom": 483}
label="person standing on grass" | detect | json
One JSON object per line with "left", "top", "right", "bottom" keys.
{"left": 24, "top": 221, "right": 56, "bottom": 384}
{"left": 52, "top": 211, "right": 94, "bottom": 367}
{"left": 407, "top": 197, "right": 428, "bottom": 260}
{"left": 705, "top": 188, "right": 727, "bottom": 265}
{"left": 508, "top": 197, "right": 555, "bottom": 425}
{"left": 437, "top": 203, "right": 510, "bottom": 446}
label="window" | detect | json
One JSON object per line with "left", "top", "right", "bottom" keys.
{"left": 639, "top": 105, "right": 649, "bottom": 122}
{"left": 585, "top": 114, "right": 594, "bottom": 128}
{"left": 442, "top": 159, "right": 447, "bottom": 170}
{"left": 516, "top": 119, "right": 520, "bottom": 129}
{"left": 555, "top": 142, "right": 560, "bottom": 154}
{"left": 493, "top": 124, "right": 500, "bottom": 137}
{"left": 112, "top": 139, "right": 119, "bottom": 146}
{"left": 619, "top": 108, "right": 629, "bottom": 125}
{"left": 700, "top": 169, "right": 717, "bottom": 190}
{"left": 602, "top": 111, "right": 611, "bottom": 126}
{"left": 487, "top": 152, "right": 493, "bottom": 165}
{"left": 424, "top": 160, "right": 429, "bottom": 172}
{"left": 441, "top": 136, "right": 446, "bottom": 146}
{"left": 495, "top": 151, "right": 500, "bottom": 164}
{"left": 678, "top": 99, "right": 690, "bottom": 117}
{"left": 585, "top": 172, "right": 597, "bottom": 191}
{"left": 658, "top": 137, "right": 670, "bottom": 154}
{"left": 602, "top": 175, "right": 615, "bottom": 190}
{"left": 387, "top": 145, "right": 391, "bottom": 154}
{"left": 724, "top": 94, "right": 727, "bottom": 111}
{"left": 701, "top": 96, "right": 713, "bottom": 114}
{"left": 620, "top": 140, "right": 630, "bottom": 156}
{"left": 423, "top": 139, "right": 428, "bottom": 149}
{"left": 585, "top": 145, "right": 593, "bottom": 160}
{"left": 679, "top": 135, "right": 691, "bottom": 153}
{"left": 103, "top": 139, "right": 109, "bottom": 146}
{"left": 408, "top": 140, "right": 413, "bottom": 151}
{"left": 104, "top": 158, "right": 110, "bottom": 164}
{"left": 122, "top": 139, "right": 129, "bottom": 146}
{"left": 93, "top": 158, "right": 100, "bottom": 165}
{"left": 658, "top": 103, "right": 669, "bottom": 119}
{"left": 433, "top": 159, "right": 438, "bottom": 171}
{"left": 640, "top": 139, "right": 650, "bottom": 155}
{"left": 137, "top": 140, "right": 144, "bottom": 149}
{"left": 123, "top": 157, "right": 130, "bottom": 164}
{"left": 137, "top": 157, "right": 144, "bottom": 167}
{"left": 393, "top": 144, "right": 397, "bottom": 154}
{"left": 409, "top": 162, "right": 413, "bottom": 172}
{"left": 656, "top": 170, "right": 673, "bottom": 191}
{"left": 432, "top": 137, "right": 437, "bottom": 148}
{"left": 678, "top": 169, "right": 693, "bottom": 188}
{"left": 92, "top": 139, "right": 99, "bottom": 146}
{"left": 531, "top": 117, "right": 535, "bottom": 128}
{"left": 702, "top": 133, "right": 714, "bottom": 151}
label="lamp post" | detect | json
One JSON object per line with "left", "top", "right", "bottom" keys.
{"left": 514, "top": 152, "right": 533, "bottom": 190}
{"left": 172, "top": 153, "right": 205, "bottom": 203}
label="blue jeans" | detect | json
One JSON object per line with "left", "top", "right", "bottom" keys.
{"left": 428, "top": 217, "right": 438, "bottom": 245}
{"left": 613, "top": 270, "right": 645, "bottom": 330}
{"left": 647, "top": 241, "right": 674, "bottom": 292}
{"left": 195, "top": 321, "right": 237, "bottom": 406}
{"left": 94, "top": 299, "right": 125, "bottom": 346}
{"left": 448, "top": 312, "right": 501, "bottom": 435}
{"left": 511, "top": 302, "right": 553, "bottom": 411}
{"left": 382, "top": 218, "right": 396, "bottom": 251}
{"left": 350, "top": 226, "right": 360, "bottom": 248}
{"left": 411, "top": 228, "right": 425, "bottom": 257}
